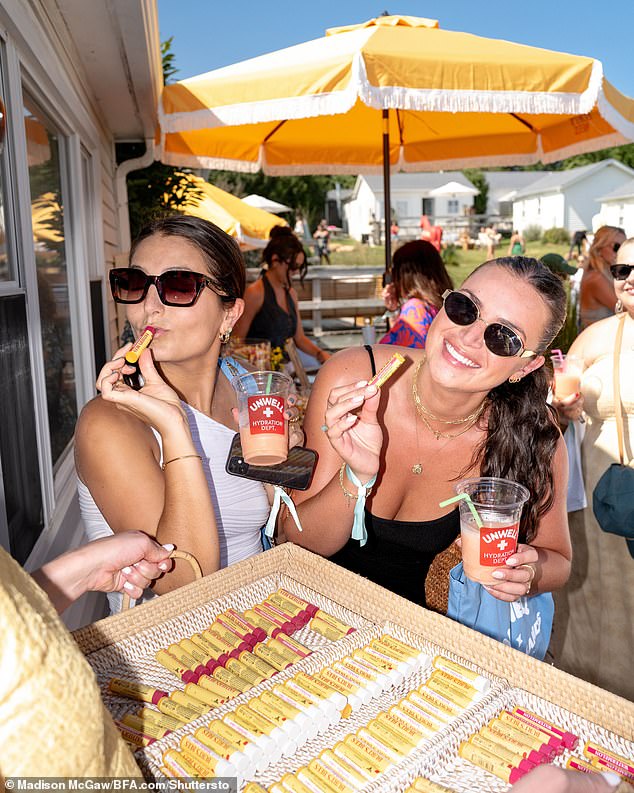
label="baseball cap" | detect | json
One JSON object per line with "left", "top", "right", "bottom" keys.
{"left": 541, "top": 253, "right": 577, "bottom": 276}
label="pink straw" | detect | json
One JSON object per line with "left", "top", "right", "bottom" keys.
{"left": 550, "top": 348, "right": 565, "bottom": 368}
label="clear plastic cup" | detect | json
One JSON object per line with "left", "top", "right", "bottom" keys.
{"left": 551, "top": 354, "right": 583, "bottom": 399}
{"left": 231, "top": 371, "right": 292, "bottom": 465}
{"left": 455, "top": 477, "right": 530, "bottom": 584}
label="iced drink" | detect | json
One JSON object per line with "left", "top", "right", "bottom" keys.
{"left": 552, "top": 354, "right": 582, "bottom": 399}
{"left": 232, "top": 371, "right": 292, "bottom": 465}
{"left": 455, "top": 477, "right": 529, "bottom": 585}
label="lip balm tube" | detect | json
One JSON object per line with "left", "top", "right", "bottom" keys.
{"left": 260, "top": 598, "right": 303, "bottom": 626}
{"left": 404, "top": 692, "right": 451, "bottom": 725}
{"left": 361, "top": 645, "right": 414, "bottom": 678}
{"left": 320, "top": 748, "right": 369, "bottom": 789}
{"left": 588, "top": 756, "right": 634, "bottom": 781}
{"left": 432, "top": 655, "right": 491, "bottom": 694}
{"left": 332, "top": 661, "right": 382, "bottom": 698}
{"left": 343, "top": 734, "right": 394, "bottom": 774}
{"left": 284, "top": 679, "right": 340, "bottom": 725}
{"left": 368, "top": 352, "right": 406, "bottom": 389}
{"left": 108, "top": 678, "right": 168, "bottom": 705}
{"left": 138, "top": 707, "right": 183, "bottom": 733}
{"left": 486, "top": 719, "right": 556, "bottom": 760}
{"left": 410, "top": 779, "right": 455, "bottom": 793}
{"left": 218, "top": 611, "right": 261, "bottom": 646}
{"left": 397, "top": 699, "right": 446, "bottom": 733}
{"left": 170, "top": 690, "right": 211, "bottom": 718}
{"left": 387, "top": 705, "right": 438, "bottom": 739}
{"left": 225, "top": 657, "right": 264, "bottom": 686}
{"left": 238, "top": 650, "right": 278, "bottom": 680}
{"left": 120, "top": 713, "right": 169, "bottom": 739}
{"left": 191, "top": 726, "right": 253, "bottom": 776}
{"left": 168, "top": 643, "right": 208, "bottom": 680}
{"left": 458, "top": 741, "right": 525, "bottom": 784}
{"left": 225, "top": 608, "right": 268, "bottom": 643}
{"left": 189, "top": 632, "right": 230, "bottom": 667}
{"left": 183, "top": 682, "right": 230, "bottom": 708}
{"left": 248, "top": 695, "right": 303, "bottom": 745}
{"left": 352, "top": 648, "right": 404, "bottom": 685}
{"left": 425, "top": 676, "right": 476, "bottom": 709}
{"left": 260, "top": 690, "right": 317, "bottom": 740}
{"left": 512, "top": 707, "right": 579, "bottom": 750}
{"left": 427, "top": 669, "right": 483, "bottom": 702}
{"left": 207, "top": 718, "right": 264, "bottom": 767}
{"left": 274, "top": 683, "right": 331, "bottom": 730}
{"left": 498, "top": 712, "right": 564, "bottom": 753}
{"left": 243, "top": 784, "right": 269, "bottom": 793}
{"left": 333, "top": 742, "right": 380, "bottom": 781}
{"left": 313, "top": 612, "right": 355, "bottom": 636}
{"left": 566, "top": 756, "right": 599, "bottom": 774}
{"left": 338, "top": 657, "right": 392, "bottom": 693}
{"left": 155, "top": 649, "right": 200, "bottom": 684}
{"left": 309, "top": 616, "right": 349, "bottom": 641}
{"left": 584, "top": 742, "right": 634, "bottom": 779}
{"left": 362, "top": 723, "right": 413, "bottom": 760}
{"left": 123, "top": 326, "right": 154, "bottom": 389}
{"left": 478, "top": 725, "right": 548, "bottom": 765}
{"left": 316, "top": 667, "right": 370, "bottom": 709}
{"left": 411, "top": 687, "right": 462, "bottom": 719}
{"left": 280, "top": 774, "right": 315, "bottom": 793}
{"left": 114, "top": 721, "right": 156, "bottom": 747}
{"left": 203, "top": 626, "right": 247, "bottom": 655}
{"left": 180, "top": 734, "right": 241, "bottom": 779}
{"left": 293, "top": 671, "right": 349, "bottom": 714}
{"left": 269, "top": 637, "right": 305, "bottom": 664}
{"left": 211, "top": 665, "right": 253, "bottom": 693}
{"left": 199, "top": 630, "right": 237, "bottom": 663}
{"left": 196, "top": 673, "right": 241, "bottom": 700}
{"left": 244, "top": 608, "right": 284, "bottom": 638}
{"left": 266, "top": 593, "right": 312, "bottom": 625}
{"left": 236, "top": 703, "right": 297, "bottom": 755}
{"left": 278, "top": 588, "right": 320, "bottom": 617}
{"left": 259, "top": 601, "right": 304, "bottom": 632}
{"left": 179, "top": 638, "right": 218, "bottom": 674}
{"left": 271, "top": 634, "right": 312, "bottom": 659}
{"left": 468, "top": 733, "right": 536, "bottom": 774}
{"left": 253, "top": 642, "right": 293, "bottom": 672}
{"left": 210, "top": 619, "right": 256, "bottom": 650}
{"left": 157, "top": 696, "right": 199, "bottom": 724}
{"left": 222, "top": 711, "right": 283, "bottom": 764}
{"left": 373, "top": 637, "right": 429, "bottom": 669}
{"left": 305, "top": 759, "right": 356, "bottom": 793}
{"left": 162, "top": 748, "right": 204, "bottom": 779}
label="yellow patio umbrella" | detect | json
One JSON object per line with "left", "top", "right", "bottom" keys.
{"left": 159, "top": 15, "right": 634, "bottom": 267}
{"left": 168, "top": 172, "right": 286, "bottom": 249}
{"left": 31, "top": 192, "right": 63, "bottom": 245}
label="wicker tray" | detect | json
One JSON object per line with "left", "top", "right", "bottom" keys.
{"left": 74, "top": 544, "right": 634, "bottom": 789}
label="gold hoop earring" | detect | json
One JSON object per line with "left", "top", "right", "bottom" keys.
{"left": 219, "top": 328, "right": 232, "bottom": 344}
{"left": 615, "top": 299, "right": 624, "bottom": 313}
{"left": 509, "top": 374, "right": 522, "bottom": 384}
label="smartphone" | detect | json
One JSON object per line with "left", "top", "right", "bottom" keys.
{"left": 225, "top": 433, "right": 317, "bottom": 491}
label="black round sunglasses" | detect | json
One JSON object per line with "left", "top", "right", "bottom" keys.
{"left": 610, "top": 264, "right": 634, "bottom": 281}
{"left": 109, "top": 268, "right": 232, "bottom": 307}
{"left": 442, "top": 290, "right": 536, "bottom": 358}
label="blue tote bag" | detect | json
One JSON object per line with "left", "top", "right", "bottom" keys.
{"left": 447, "top": 563, "right": 554, "bottom": 660}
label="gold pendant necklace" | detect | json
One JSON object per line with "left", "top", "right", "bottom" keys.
{"left": 411, "top": 355, "right": 486, "bottom": 442}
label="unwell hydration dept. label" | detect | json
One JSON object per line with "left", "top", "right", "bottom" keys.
{"left": 248, "top": 394, "right": 285, "bottom": 434}
{"left": 479, "top": 522, "right": 519, "bottom": 566}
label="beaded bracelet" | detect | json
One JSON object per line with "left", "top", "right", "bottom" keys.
{"left": 161, "top": 454, "right": 201, "bottom": 471}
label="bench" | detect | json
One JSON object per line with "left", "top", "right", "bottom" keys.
{"left": 298, "top": 297, "right": 385, "bottom": 336}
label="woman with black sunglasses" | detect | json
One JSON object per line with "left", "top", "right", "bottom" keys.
{"left": 74, "top": 216, "right": 273, "bottom": 610}
{"left": 550, "top": 237, "right": 634, "bottom": 702}
{"left": 579, "top": 225, "right": 625, "bottom": 329}
{"left": 280, "top": 256, "right": 572, "bottom": 616}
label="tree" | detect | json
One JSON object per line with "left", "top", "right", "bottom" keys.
{"left": 462, "top": 168, "right": 489, "bottom": 215}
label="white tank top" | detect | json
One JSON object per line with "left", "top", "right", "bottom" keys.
{"left": 78, "top": 399, "right": 269, "bottom": 613}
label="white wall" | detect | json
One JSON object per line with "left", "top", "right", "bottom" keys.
{"left": 565, "top": 166, "right": 633, "bottom": 232}
{"left": 598, "top": 198, "right": 634, "bottom": 237}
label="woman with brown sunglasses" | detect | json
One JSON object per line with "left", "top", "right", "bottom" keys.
{"left": 279, "top": 257, "right": 572, "bottom": 624}
{"left": 74, "top": 216, "right": 273, "bottom": 611}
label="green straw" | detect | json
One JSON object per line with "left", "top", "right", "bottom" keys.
{"left": 266, "top": 372, "right": 273, "bottom": 394}
{"left": 439, "top": 493, "right": 483, "bottom": 528}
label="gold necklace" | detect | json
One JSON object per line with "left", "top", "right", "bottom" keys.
{"left": 411, "top": 358, "right": 484, "bottom": 425}
{"left": 411, "top": 356, "right": 486, "bottom": 442}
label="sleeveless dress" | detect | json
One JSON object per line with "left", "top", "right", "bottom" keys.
{"left": 550, "top": 349, "right": 634, "bottom": 700}
{"left": 379, "top": 298, "right": 437, "bottom": 348}
{"left": 78, "top": 360, "right": 269, "bottom": 613}
{"left": 247, "top": 275, "right": 298, "bottom": 348}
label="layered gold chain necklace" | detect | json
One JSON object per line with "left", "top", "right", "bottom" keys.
{"left": 410, "top": 356, "right": 486, "bottom": 474}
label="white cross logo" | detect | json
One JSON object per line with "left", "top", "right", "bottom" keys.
{"left": 497, "top": 539, "right": 508, "bottom": 551}
{"left": 263, "top": 407, "right": 274, "bottom": 418}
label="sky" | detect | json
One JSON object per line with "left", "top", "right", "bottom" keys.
{"left": 157, "top": 0, "right": 633, "bottom": 97}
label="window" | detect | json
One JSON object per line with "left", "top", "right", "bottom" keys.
{"left": 447, "top": 199, "right": 459, "bottom": 215}
{"left": 24, "top": 95, "right": 78, "bottom": 466}
{"left": 422, "top": 197, "right": 434, "bottom": 217}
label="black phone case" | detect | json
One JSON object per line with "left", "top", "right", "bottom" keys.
{"left": 225, "top": 434, "right": 317, "bottom": 491}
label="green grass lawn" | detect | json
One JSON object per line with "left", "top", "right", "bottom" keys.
{"left": 328, "top": 238, "right": 571, "bottom": 285}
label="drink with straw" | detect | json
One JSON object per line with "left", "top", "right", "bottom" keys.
{"left": 441, "top": 477, "right": 530, "bottom": 585}
{"left": 550, "top": 349, "right": 583, "bottom": 400}
{"left": 231, "top": 371, "right": 292, "bottom": 465}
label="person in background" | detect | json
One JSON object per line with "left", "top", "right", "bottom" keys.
{"left": 75, "top": 216, "right": 271, "bottom": 612}
{"left": 282, "top": 256, "right": 571, "bottom": 613}
{"left": 550, "top": 238, "right": 634, "bottom": 702}
{"left": 508, "top": 229, "right": 526, "bottom": 256}
{"left": 235, "top": 226, "right": 330, "bottom": 368}
{"left": 380, "top": 240, "right": 454, "bottom": 348}
{"left": 313, "top": 218, "right": 331, "bottom": 264}
{"left": 578, "top": 225, "right": 625, "bottom": 329}
{"left": 568, "top": 229, "right": 588, "bottom": 260}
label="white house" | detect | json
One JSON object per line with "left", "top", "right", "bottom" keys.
{"left": 482, "top": 171, "right": 552, "bottom": 218}
{"left": 512, "top": 159, "right": 634, "bottom": 235}
{"left": 595, "top": 180, "right": 634, "bottom": 237}
{"left": 342, "top": 172, "right": 478, "bottom": 241}
{"left": 0, "top": 0, "right": 161, "bottom": 628}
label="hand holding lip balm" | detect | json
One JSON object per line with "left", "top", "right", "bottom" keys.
{"left": 123, "top": 325, "right": 155, "bottom": 390}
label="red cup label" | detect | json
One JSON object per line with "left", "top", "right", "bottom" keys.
{"left": 247, "top": 394, "right": 285, "bottom": 435}
{"left": 479, "top": 522, "right": 519, "bottom": 566}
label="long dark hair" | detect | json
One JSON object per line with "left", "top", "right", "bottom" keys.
{"left": 262, "top": 226, "right": 307, "bottom": 286}
{"left": 130, "top": 215, "right": 245, "bottom": 303}
{"left": 467, "top": 256, "right": 567, "bottom": 543}
{"left": 391, "top": 240, "right": 453, "bottom": 308}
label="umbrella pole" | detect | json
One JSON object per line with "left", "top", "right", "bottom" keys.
{"left": 382, "top": 108, "right": 391, "bottom": 275}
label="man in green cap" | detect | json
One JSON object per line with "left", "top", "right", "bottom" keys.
{"left": 540, "top": 252, "right": 578, "bottom": 280}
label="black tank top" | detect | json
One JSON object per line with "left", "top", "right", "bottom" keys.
{"left": 247, "top": 275, "right": 297, "bottom": 348}
{"left": 328, "top": 345, "right": 460, "bottom": 606}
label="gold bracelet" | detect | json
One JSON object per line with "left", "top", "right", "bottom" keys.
{"left": 161, "top": 454, "right": 202, "bottom": 471}
{"left": 339, "top": 462, "right": 373, "bottom": 500}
